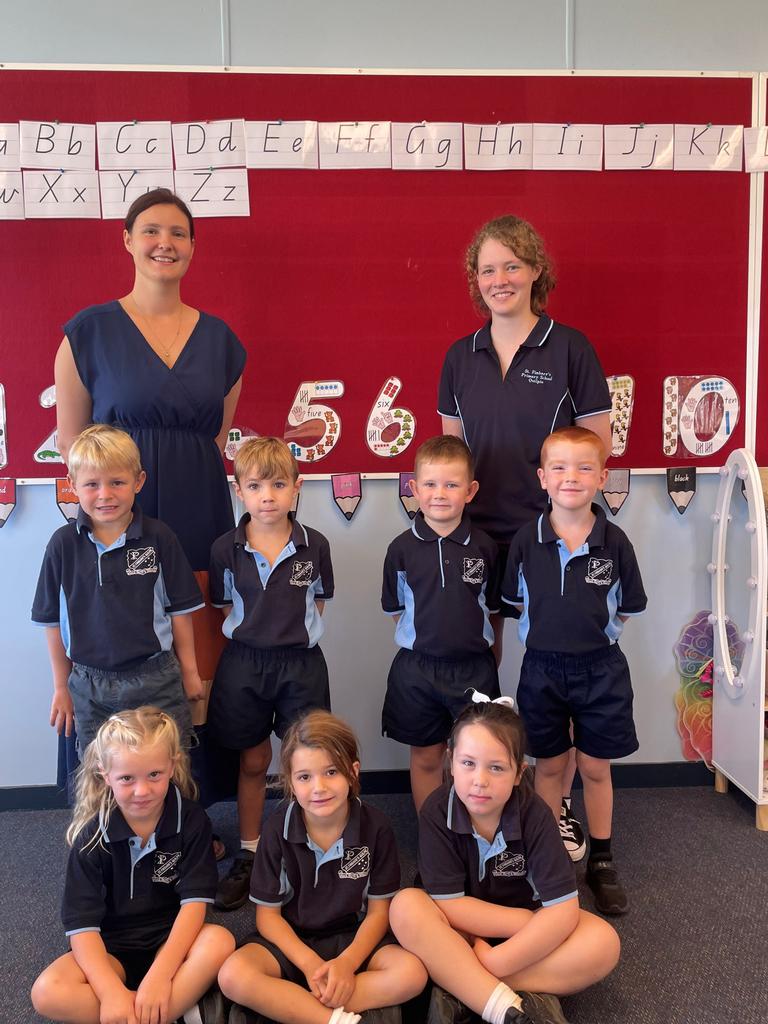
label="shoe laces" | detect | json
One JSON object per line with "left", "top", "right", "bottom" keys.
{"left": 558, "top": 817, "right": 577, "bottom": 841}
{"left": 588, "top": 858, "right": 618, "bottom": 882}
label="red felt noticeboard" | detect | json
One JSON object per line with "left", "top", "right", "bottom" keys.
{"left": 0, "top": 69, "right": 753, "bottom": 478}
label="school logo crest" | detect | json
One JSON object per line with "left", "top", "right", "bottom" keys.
{"left": 462, "top": 558, "right": 485, "bottom": 584}
{"left": 492, "top": 852, "right": 526, "bottom": 878}
{"left": 289, "top": 561, "right": 313, "bottom": 587}
{"left": 338, "top": 846, "right": 370, "bottom": 880}
{"left": 152, "top": 851, "right": 181, "bottom": 884}
{"left": 585, "top": 558, "right": 613, "bottom": 586}
{"left": 126, "top": 547, "right": 158, "bottom": 576}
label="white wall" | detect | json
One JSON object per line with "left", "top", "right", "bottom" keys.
{"left": 0, "top": 0, "right": 762, "bottom": 787}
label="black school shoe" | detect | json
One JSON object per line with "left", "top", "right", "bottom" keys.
{"left": 518, "top": 992, "right": 571, "bottom": 1024}
{"left": 426, "top": 985, "right": 476, "bottom": 1024}
{"left": 183, "top": 986, "right": 227, "bottom": 1024}
{"left": 586, "top": 857, "right": 629, "bottom": 915}
{"left": 361, "top": 1007, "right": 403, "bottom": 1023}
{"left": 215, "top": 849, "right": 255, "bottom": 911}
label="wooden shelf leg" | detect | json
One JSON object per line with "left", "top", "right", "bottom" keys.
{"left": 756, "top": 804, "right": 768, "bottom": 832}
{"left": 714, "top": 770, "right": 729, "bottom": 794}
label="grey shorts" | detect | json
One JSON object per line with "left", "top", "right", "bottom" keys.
{"left": 68, "top": 650, "right": 192, "bottom": 751}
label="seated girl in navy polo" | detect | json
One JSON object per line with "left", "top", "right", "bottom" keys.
{"left": 218, "top": 710, "right": 427, "bottom": 1024}
{"left": 390, "top": 697, "right": 620, "bottom": 1024}
{"left": 31, "top": 707, "right": 234, "bottom": 1024}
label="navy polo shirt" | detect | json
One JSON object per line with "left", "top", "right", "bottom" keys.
{"left": 502, "top": 504, "right": 647, "bottom": 654}
{"left": 31, "top": 506, "right": 204, "bottom": 671}
{"left": 382, "top": 511, "right": 500, "bottom": 657}
{"left": 61, "top": 786, "right": 217, "bottom": 953}
{"left": 250, "top": 798, "right": 400, "bottom": 934}
{"left": 209, "top": 515, "right": 333, "bottom": 649}
{"left": 438, "top": 316, "right": 611, "bottom": 542}
{"left": 419, "top": 783, "right": 577, "bottom": 912}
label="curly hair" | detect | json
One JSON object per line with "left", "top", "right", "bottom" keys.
{"left": 465, "top": 215, "right": 556, "bottom": 316}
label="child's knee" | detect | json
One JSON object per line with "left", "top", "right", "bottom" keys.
{"left": 240, "top": 740, "right": 272, "bottom": 777}
{"left": 410, "top": 743, "right": 446, "bottom": 772}
{"left": 31, "top": 968, "right": 63, "bottom": 1017}
{"left": 199, "top": 922, "right": 236, "bottom": 959}
{"left": 218, "top": 950, "right": 244, "bottom": 998}
{"left": 576, "top": 752, "right": 611, "bottom": 783}
{"left": 390, "top": 888, "right": 434, "bottom": 942}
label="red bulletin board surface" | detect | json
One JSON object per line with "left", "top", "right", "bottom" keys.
{"left": 757, "top": 194, "right": 768, "bottom": 466}
{"left": 0, "top": 69, "right": 753, "bottom": 478}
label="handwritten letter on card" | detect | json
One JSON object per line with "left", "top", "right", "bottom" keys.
{"left": 533, "top": 124, "right": 603, "bottom": 170}
{"left": 99, "top": 170, "right": 176, "bottom": 219}
{"left": 23, "top": 170, "right": 101, "bottom": 218}
{"left": 173, "top": 168, "right": 250, "bottom": 217}
{"left": 0, "top": 124, "right": 21, "bottom": 171}
{"left": 464, "top": 124, "right": 533, "bottom": 170}
{"left": 318, "top": 122, "right": 391, "bottom": 169}
{"left": 97, "top": 122, "right": 173, "bottom": 171}
{"left": 20, "top": 121, "right": 96, "bottom": 171}
{"left": 172, "top": 120, "right": 247, "bottom": 170}
{"left": 673, "top": 125, "right": 743, "bottom": 171}
{"left": 0, "top": 172, "right": 24, "bottom": 219}
{"left": 245, "top": 121, "right": 318, "bottom": 169}
{"left": 391, "top": 123, "right": 463, "bottom": 170}
{"left": 604, "top": 124, "right": 673, "bottom": 170}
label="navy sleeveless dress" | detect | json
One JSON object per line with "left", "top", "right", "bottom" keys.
{"left": 65, "top": 301, "right": 246, "bottom": 571}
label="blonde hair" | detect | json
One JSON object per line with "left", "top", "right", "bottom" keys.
{"left": 234, "top": 436, "right": 299, "bottom": 484}
{"left": 279, "top": 710, "right": 361, "bottom": 800}
{"left": 67, "top": 425, "right": 142, "bottom": 482}
{"left": 465, "top": 215, "right": 556, "bottom": 316}
{"left": 414, "top": 435, "right": 474, "bottom": 479}
{"left": 66, "top": 707, "right": 196, "bottom": 848}
{"left": 540, "top": 426, "right": 608, "bottom": 468}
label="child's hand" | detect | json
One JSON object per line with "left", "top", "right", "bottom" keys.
{"left": 473, "top": 936, "right": 501, "bottom": 974}
{"left": 182, "top": 670, "right": 205, "bottom": 702}
{"left": 99, "top": 984, "right": 138, "bottom": 1024}
{"left": 134, "top": 970, "right": 172, "bottom": 1024}
{"left": 312, "top": 955, "right": 356, "bottom": 1008}
{"left": 301, "top": 952, "right": 327, "bottom": 1000}
{"left": 49, "top": 689, "right": 74, "bottom": 736}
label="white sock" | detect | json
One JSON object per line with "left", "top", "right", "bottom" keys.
{"left": 328, "top": 1008, "right": 361, "bottom": 1024}
{"left": 483, "top": 981, "right": 522, "bottom": 1024}
{"left": 240, "top": 838, "right": 259, "bottom": 854}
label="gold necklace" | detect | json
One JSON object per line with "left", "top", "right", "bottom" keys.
{"left": 129, "top": 297, "right": 185, "bottom": 367}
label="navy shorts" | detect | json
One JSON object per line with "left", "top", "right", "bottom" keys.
{"left": 517, "top": 645, "right": 638, "bottom": 760}
{"left": 109, "top": 945, "right": 163, "bottom": 991}
{"left": 208, "top": 640, "right": 330, "bottom": 751}
{"left": 241, "top": 924, "right": 396, "bottom": 986}
{"left": 382, "top": 647, "right": 500, "bottom": 746}
{"left": 68, "top": 650, "right": 192, "bottom": 751}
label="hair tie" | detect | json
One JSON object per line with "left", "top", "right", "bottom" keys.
{"left": 469, "top": 689, "right": 515, "bottom": 711}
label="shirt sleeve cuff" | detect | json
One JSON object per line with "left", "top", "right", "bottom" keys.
{"left": 540, "top": 890, "right": 579, "bottom": 907}
{"left": 65, "top": 925, "right": 101, "bottom": 937}
{"left": 167, "top": 602, "right": 207, "bottom": 616}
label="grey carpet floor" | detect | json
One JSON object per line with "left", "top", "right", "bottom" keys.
{"left": 2, "top": 786, "right": 767, "bottom": 1024}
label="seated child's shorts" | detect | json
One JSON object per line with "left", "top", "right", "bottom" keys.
{"left": 383, "top": 647, "right": 500, "bottom": 746}
{"left": 109, "top": 945, "right": 164, "bottom": 992}
{"left": 208, "top": 640, "right": 330, "bottom": 750}
{"left": 242, "top": 922, "right": 396, "bottom": 986}
{"left": 68, "top": 650, "right": 193, "bottom": 751}
{"left": 517, "top": 644, "right": 638, "bottom": 760}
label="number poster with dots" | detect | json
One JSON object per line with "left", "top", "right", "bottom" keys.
{"left": 0, "top": 68, "right": 753, "bottom": 477}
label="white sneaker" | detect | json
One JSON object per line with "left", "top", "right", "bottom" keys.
{"left": 558, "top": 801, "right": 586, "bottom": 862}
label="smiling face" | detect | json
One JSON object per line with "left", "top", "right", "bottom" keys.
{"left": 290, "top": 745, "right": 357, "bottom": 827}
{"left": 537, "top": 439, "right": 608, "bottom": 513}
{"left": 476, "top": 237, "right": 541, "bottom": 320}
{"left": 69, "top": 462, "right": 145, "bottom": 532}
{"left": 451, "top": 723, "right": 523, "bottom": 835}
{"left": 410, "top": 458, "right": 478, "bottom": 534}
{"left": 235, "top": 472, "right": 301, "bottom": 529}
{"left": 123, "top": 203, "right": 194, "bottom": 285}
{"left": 102, "top": 741, "right": 175, "bottom": 832}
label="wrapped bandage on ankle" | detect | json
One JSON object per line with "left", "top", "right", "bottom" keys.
{"left": 483, "top": 981, "right": 522, "bottom": 1024}
{"left": 328, "top": 1008, "right": 361, "bottom": 1024}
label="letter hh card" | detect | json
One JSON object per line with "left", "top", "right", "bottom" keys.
{"left": 464, "top": 124, "right": 533, "bottom": 170}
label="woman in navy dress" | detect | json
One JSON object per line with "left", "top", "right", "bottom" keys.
{"left": 54, "top": 189, "right": 246, "bottom": 734}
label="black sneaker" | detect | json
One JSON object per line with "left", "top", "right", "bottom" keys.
{"left": 558, "top": 802, "right": 586, "bottom": 863}
{"left": 519, "top": 991, "right": 571, "bottom": 1024}
{"left": 362, "top": 1007, "right": 402, "bottom": 1024}
{"left": 586, "top": 857, "right": 628, "bottom": 915}
{"left": 426, "top": 985, "right": 474, "bottom": 1024}
{"left": 183, "top": 986, "right": 226, "bottom": 1023}
{"left": 215, "top": 850, "right": 255, "bottom": 911}
{"left": 502, "top": 1006, "right": 536, "bottom": 1024}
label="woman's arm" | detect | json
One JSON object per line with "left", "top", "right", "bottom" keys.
{"left": 135, "top": 902, "right": 206, "bottom": 1024}
{"left": 215, "top": 377, "right": 243, "bottom": 454}
{"left": 576, "top": 411, "right": 611, "bottom": 459}
{"left": 54, "top": 337, "right": 93, "bottom": 464}
{"left": 441, "top": 416, "right": 464, "bottom": 439}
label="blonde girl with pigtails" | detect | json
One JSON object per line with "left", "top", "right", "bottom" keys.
{"left": 32, "top": 707, "right": 234, "bottom": 1024}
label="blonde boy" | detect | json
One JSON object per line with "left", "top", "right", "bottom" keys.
{"left": 501, "top": 426, "right": 647, "bottom": 916}
{"left": 31, "top": 425, "right": 204, "bottom": 749}
{"left": 208, "top": 437, "right": 334, "bottom": 911}
{"left": 381, "top": 435, "right": 502, "bottom": 810}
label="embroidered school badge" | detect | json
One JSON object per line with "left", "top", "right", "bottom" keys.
{"left": 152, "top": 851, "right": 181, "bottom": 884}
{"left": 492, "top": 852, "right": 526, "bottom": 877}
{"left": 462, "top": 558, "right": 485, "bottom": 584}
{"left": 289, "top": 561, "right": 314, "bottom": 587}
{"left": 585, "top": 557, "right": 613, "bottom": 586}
{"left": 337, "top": 846, "right": 370, "bottom": 880}
{"left": 125, "top": 547, "right": 158, "bottom": 576}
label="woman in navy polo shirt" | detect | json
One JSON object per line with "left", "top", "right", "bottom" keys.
{"left": 390, "top": 697, "right": 619, "bottom": 1024}
{"left": 438, "top": 215, "right": 613, "bottom": 858}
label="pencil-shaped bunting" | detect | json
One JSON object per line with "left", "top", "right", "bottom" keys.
{"left": 667, "top": 467, "right": 696, "bottom": 515}
{"left": 602, "top": 469, "right": 630, "bottom": 516}
{"left": 0, "top": 478, "right": 16, "bottom": 527}
{"left": 56, "top": 478, "right": 80, "bottom": 522}
{"left": 332, "top": 473, "right": 362, "bottom": 521}
{"left": 399, "top": 472, "right": 419, "bottom": 519}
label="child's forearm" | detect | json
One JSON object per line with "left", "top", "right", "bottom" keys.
{"left": 171, "top": 614, "right": 198, "bottom": 675}
{"left": 46, "top": 626, "right": 72, "bottom": 690}
{"left": 70, "top": 931, "right": 129, "bottom": 1000}
{"left": 479, "top": 899, "right": 580, "bottom": 977}
{"left": 256, "top": 907, "right": 319, "bottom": 974}
{"left": 334, "top": 899, "right": 389, "bottom": 972}
{"left": 146, "top": 902, "right": 206, "bottom": 980}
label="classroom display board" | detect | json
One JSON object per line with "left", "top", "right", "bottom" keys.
{"left": 756, "top": 196, "right": 768, "bottom": 466}
{"left": 0, "top": 69, "right": 753, "bottom": 478}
